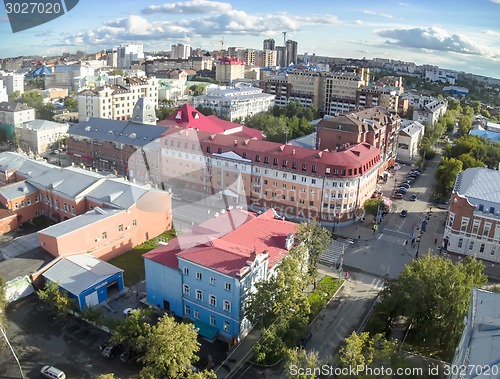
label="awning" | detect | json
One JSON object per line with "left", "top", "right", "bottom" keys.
{"left": 194, "top": 320, "right": 219, "bottom": 341}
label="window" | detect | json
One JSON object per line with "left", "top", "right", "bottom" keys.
{"left": 209, "top": 295, "right": 216, "bottom": 307}
{"left": 311, "top": 179, "right": 316, "bottom": 184}
{"left": 264, "top": 156, "right": 269, "bottom": 164}
{"left": 196, "top": 290, "right": 203, "bottom": 301}
{"left": 492, "top": 246, "right": 496, "bottom": 256}
{"left": 63, "top": 202, "right": 68, "bottom": 211}
{"left": 183, "top": 284, "right": 190, "bottom": 295}
{"left": 460, "top": 218, "right": 469, "bottom": 232}
{"left": 478, "top": 204, "right": 484, "bottom": 212}
{"left": 302, "top": 163, "right": 307, "bottom": 171}
{"left": 183, "top": 267, "right": 189, "bottom": 275}
{"left": 102, "top": 231, "right": 107, "bottom": 240}
{"left": 483, "top": 223, "right": 491, "bottom": 237}
{"left": 223, "top": 301, "right": 231, "bottom": 312}
{"left": 472, "top": 220, "right": 480, "bottom": 234}
{"left": 132, "top": 219, "right": 137, "bottom": 226}
{"left": 225, "top": 282, "right": 231, "bottom": 291}
{"left": 35, "top": 195, "right": 39, "bottom": 203}
{"left": 273, "top": 158, "right": 278, "bottom": 165}
{"left": 469, "top": 241, "right": 474, "bottom": 251}
{"left": 194, "top": 309, "right": 200, "bottom": 319}
{"left": 185, "top": 305, "right": 190, "bottom": 315}
{"left": 196, "top": 272, "right": 202, "bottom": 280}
{"left": 27, "top": 198, "right": 31, "bottom": 205}
{"left": 458, "top": 238, "right": 463, "bottom": 248}
{"left": 210, "top": 277, "right": 216, "bottom": 285}
{"left": 255, "top": 154, "right": 260, "bottom": 162}
{"left": 14, "top": 203, "right": 18, "bottom": 209}
{"left": 71, "top": 206, "right": 75, "bottom": 215}
{"left": 20, "top": 200, "right": 24, "bottom": 207}
{"left": 224, "top": 321, "right": 230, "bottom": 332}
{"left": 480, "top": 243, "right": 485, "bottom": 253}
{"left": 210, "top": 316, "right": 216, "bottom": 326}
{"left": 118, "top": 224, "right": 124, "bottom": 232}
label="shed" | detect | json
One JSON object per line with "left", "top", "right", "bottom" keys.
{"left": 42, "top": 255, "right": 124, "bottom": 309}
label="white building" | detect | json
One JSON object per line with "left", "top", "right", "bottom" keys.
{"left": 0, "top": 80, "right": 8, "bottom": 102}
{"left": 397, "top": 120, "right": 425, "bottom": 163}
{"left": 15, "top": 119, "right": 69, "bottom": 154}
{"left": 77, "top": 76, "right": 158, "bottom": 121}
{"left": 171, "top": 43, "right": 191, "bottom": 59}
{"left": 193, "top": 86, "right": 275, "bottom": 122}
{"left": 117, "top": 44, "right": 144, "bottom": 69}
{"left": 0, "top": 102, "right": 35, "bottom": 139}
{"left": 44, "top": 64, "right": 95, "bottom": 91}
{"left": 0, "top": 72, "right": 24, "bottom": 95}
{"left": 413, "top": 99, "right": 447, "bottom": 126}
{"left": 424, "top": 68, "right": 458, "bottom": 84}
{"left": 449, "top": 288, "right": 500, "bottom": 379}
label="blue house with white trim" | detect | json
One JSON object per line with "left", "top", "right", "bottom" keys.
{"left": 144, "top": 209, "right": 296, "bottom": 343}
{"left": 42, "top": 255, "right": 124, "bottom": 309}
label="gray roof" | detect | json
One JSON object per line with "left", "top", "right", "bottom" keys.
{"left": 0, "top": 102, "right": 34, "bottom": 113}
{"left": 17, "top": 119, "right": 69, "bottom": 131}
{"left": 0, "top": 152, "right": 54, "bottom": 177}
{"left": 69, "top": 117, "right": 168, "bottom": 147}
{"left": 454, "top": 168, "right": 500, "bottom": 205}
{"left": 28, "top": 166, "right": 104, "bottom": 198}
{"left": 84, "top": 178, "right": 150, "bottom": 209}
{"left": 43, "top": 255, "right": 122, "bottom": 295}
{"left": 0, "top": 247, "right": 54, "bottom": 282}
{"left": 451, "top": 288, "right": 500, "bottom": 377}
{"left": 290, "top": 132, "right": 317, "bottom": 149}
{"left": 0, "top": 180, "right": 38, "bottom": 200}
{"left": 39, "top": 207, "right": 124, "bottom": 238}
{"left": 399, "top": 120, "right": 425, "bottom": 137}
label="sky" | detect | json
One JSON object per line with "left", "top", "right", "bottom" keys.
{"left": 0, "top": 0, "right": 499, "bottom": 78}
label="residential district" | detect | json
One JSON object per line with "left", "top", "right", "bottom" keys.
{"left": 0, "top": 38, "right": 499, "bottom": 379}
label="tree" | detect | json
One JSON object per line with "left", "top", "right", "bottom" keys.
{"left": 137, "top": 314, "right": 200, "bottom": 379}
{"left": 64, "top": 97, "right": 78, "bottom": 111}
{"left": 447, "top": 99, "right": 462, "bottom": 113}
{"left": 285, "top": 348, "right": 324, "bottom": 379}
{"left": 37, "top": 281, "right": 74, "bottom": 317}
{"left": 458, "top": 115, "right": 472, "bottom": 135}
{"left": 382, "top": 254, "right": 486, "bottom": 359}
{"left": 338, "top": 332, "right": 404, "bottom": 378}
{"left": 481, "top": 109, "right": 491, "bottom": 118}
{"left": 363, "top": 197, "right": 384, "bottom": 217}
{"left": 111, "top": 308, "right": 153, "bottom": 353}
{"left": 0, "top": 275, "right": 6, "bottom": 350}
{"left": 457, "top": 153, "right": 485, "bottom": 170}
{"left": 435, "top": 157, "right": 463, "bottom": 197}
{"left": 295, "top": 221, "right": 330, "bottom": 285}
{"left": 98, "top": 375, "right": 119, "bottom": 379}
{"left": 471, "top": 101, "right": 481, "bottom": 114}
{"left": 156, "top": 106, "right": 175, "bottom": 121}
{"left": 189, "top": 84, "right": 206, "bottom": 96}
{"left": 185, "top": 370, "right": 217, "bottom": 379}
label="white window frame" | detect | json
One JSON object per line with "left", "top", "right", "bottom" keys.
{"left": 196, "top": 290, "right": 203, "bottom": 301}
{"left": 225, "top": 282, "right": 231, "bottom": 291}
{"left": 209, "top": 295, "right": 216, "bottom": 307}
{"left": 196, "top": 272, "right": 202, "bottom": 280}
{"left": 183, "top": 284, "right": 190, "bottom": 295}
{"left": 223, "top": 300, "right": 231, "bottom": 313}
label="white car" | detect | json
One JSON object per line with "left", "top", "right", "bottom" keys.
{"left": 41, "top": 365, "right": 66, "bottom": 379}
{"left": 123, "top": 307, "right": 136, "bottom": 316}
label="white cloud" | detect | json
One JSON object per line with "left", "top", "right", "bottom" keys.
{"left": 355, "top": 20, "right": 364, "bottom": 25}
{"left": 363, "top": 9, "right": 394, "bottom": 19}
{"left": 483, "top": 29, "right": 500, "bottom": 38}
{"left": 377, "top": 26, "right": 499, "bottom": 58}
{"left": 490, "top": 0, "right": 500, "bottom": 3}
{"left": 142, "top": 0, "right": 233, "bottom": 14}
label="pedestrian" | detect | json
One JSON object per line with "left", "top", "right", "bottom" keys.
{"left": 415, "top": 250, "right": 419, "bottom": 258}
{"left": 345, "top": 271, "right": 349, "bottom": 280}
{"left": 434, "top": 238, "right": 438, "bottom": 244}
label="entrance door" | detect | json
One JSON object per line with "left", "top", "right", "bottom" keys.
{"left": 85, "top": 292, "right": 99, "bottom": 307}
{"left": 163, "top": 300, "right": 170, "bottom": 313}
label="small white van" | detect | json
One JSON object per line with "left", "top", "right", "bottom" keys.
{"left": 40, "top": 365, "right": 66, "bottom": 379}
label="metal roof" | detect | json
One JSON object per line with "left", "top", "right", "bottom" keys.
{"left": 39, "top": 207, "right": 125, "bottom": 238}
{"left": 16, "top": 119, "right": 69, "bottom": 131}
{"left": 28, "top": 167, "right": 103, "bottom": 198}
{"left": 69, "top": 117, "right": 168, "bottom": 147}
{"left": 84, "top": 178, "right": 150, "bottom": 209}
{"left": 42, "top": 255, "right": 123, "bottom": 295}
{"left": 454, "top": 168, "right": 500, "bottom": 205}
{"left": 0, "top": 180, "right": 38, "bottom": 200}
{"left": 0, "top": 152, "right": 54, "bottom": 177}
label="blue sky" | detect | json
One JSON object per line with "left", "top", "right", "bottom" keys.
{"left": 0, "top": 0, "right": 499, "bottom": 78}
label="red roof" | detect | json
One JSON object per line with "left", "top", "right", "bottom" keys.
{"left": 157, "top": 104, "right": 264, "bottom": 139}
{"left": 144, "top": 209, "right": 297, "bottom": 277}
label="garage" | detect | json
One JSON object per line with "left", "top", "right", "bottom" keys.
{"left": 42, "top": 255, "right": 124, "bottom": 310}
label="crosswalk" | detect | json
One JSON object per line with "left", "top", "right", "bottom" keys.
{"left": 377, "top": 233, "right": 408, "bottom": 245}
{"left": 319, "top": 238, "right": 354, "bottom": 267}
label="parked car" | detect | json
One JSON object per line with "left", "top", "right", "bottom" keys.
{"left": 399, "top": 183, "right": 410, "bottom": 189}
{"left": 410, "top": 170, "right": 421, "bottom": 176}
{"left": 120, "top": 349, "right": 139, "bottom": 363}
{"left": 413, "top": 167, "right": 424, "bottom": 173}
{"left": 102, "top": 343, "right": 122, "bottom": 359}
{"left": 410, "top": 194, "right": 418, "bottom": 201}
{"left": 433, "top": 197, "right": 449, "bottom": 204}
{"left": 391, "top": 193, "right": 404, "bottom": 199}
{"left": 396, "top": 187, "right": 408, "bottom": 194}
{"left": 407, "top": 174, "right": 418, "bottom": 180}
{"left": 400, "top": 210, "right": 408, "bottom": 218}
{"left": 40, "top": 366, "right": 66, "bottom": 379}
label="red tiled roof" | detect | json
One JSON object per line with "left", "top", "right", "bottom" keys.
{"left": 144, "top": 209, "right": 297, "bottom": 277}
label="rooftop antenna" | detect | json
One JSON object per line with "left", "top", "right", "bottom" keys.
{"left": 282, "top": 31, "right": 288, "bottom": 45}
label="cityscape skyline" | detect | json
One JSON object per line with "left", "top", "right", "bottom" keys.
{"left": 0, "top": 0, "right": 499, "bottom": 78}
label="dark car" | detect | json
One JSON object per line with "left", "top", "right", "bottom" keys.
{"left": 399, "top": 183, "right": 410, "bottom": 189}
{"left": 413, "top": 167, "right": 423, "bottom": 173}
{"left": 410, "top": 170, "right": 421, "bottom": 176}
{"left": 410, "top": 194, "right": 418, "bottom": 201}
{"left": 120, "top": 349, "right": 139, "bottom": 363}
{"left": 407, "top": 173, "right": 418, "bottom": 180}
{"left": 400, "top": 210, "right": 408, "bottom": 217}
{"left": 433, "top": 197, "right": 449, "bottom": 204}
{"left": 396, "top": 187, "right": 408, "bottom": 194}
{"left": 102, "top": 343, "right": 122, "bottom": 359}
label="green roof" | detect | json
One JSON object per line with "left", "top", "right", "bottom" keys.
{"left": 194, "top": 320, "right": 218, "bottom": 341}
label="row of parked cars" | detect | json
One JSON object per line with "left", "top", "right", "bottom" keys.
{"left": 392, "top": 168, "right": 423, "bottom": 199}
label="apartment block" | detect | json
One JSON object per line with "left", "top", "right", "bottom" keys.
{"left": 15, "top": 119, "right": 69, "bottom": 154}
{"left": 413, "top": 99, "right": 447, "bottom": 126}
{"left": 215, "top": 58, "right": 245, "bottom": 84}
{"left": 0, "top": 72, "right": 24, "bottom": 95}
{"left": 0, "top": 101, "right": 35, "bottom": 139}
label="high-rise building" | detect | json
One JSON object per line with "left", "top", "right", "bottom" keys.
{"left": 171, "top": 43, "right": 192, "bottom": 59}
{"left": 255, "top": 50, "right": 277, "bottom": 67}
{"left": 263, "top": 38, "right": 275, "bottom": 51}
{"left": 276, "top": 46, "right": 287, "bottom": 67}
{"left": 215, "top": 57, "right": 245, "bottom": 84}
{"left": 285, "top": 40, "right": 298, "bottom": 66}
{"left": 0, "top": 72, "right": 24, "bottom": 95}
{"left": 116, "top": 44, "right": 144, "bottom": 69}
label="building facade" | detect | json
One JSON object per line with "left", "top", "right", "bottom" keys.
{"left": 192, "top": 86, "right": 275, "bottom": 121}
{"left": 443, "top": 168, "right": 500, "bottom": 263}
{"left": 396, "top": 120, "right": 425, "bottom": 164}
{"left": 0, "top": 72, "right": 24, "bottom": 95}
{"left": 215, "top": 58, "right": 245, "bottom": 84}
{"left": 0, "top": 102, "right": 35, "bottom": 139}
{"left": 15, "top": 119, "right": 69, "bottom": 154}
{"left": 413, "top": 99, "right": 447, "bottom": 126}
{"left": 143, "top": 209, "right": 297, "bottom": 342}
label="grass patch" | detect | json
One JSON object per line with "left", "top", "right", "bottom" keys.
{"left": 308, "top": 276, "right": 343, "bottom": 321}
{"left": 109, "top": 229, "right": 177, "bottom": 286}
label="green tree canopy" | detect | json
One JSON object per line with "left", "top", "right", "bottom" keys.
{"left": 189, "top": 84, "right": 207, "bottom": 96}
{"left": 111, "top": 308, "right": 153, "bottom": 354}
{"left": 447, "top": 99, "right": 462, "bottom": 113}
{"left": 435, "top": 157, "right": 463, "bottom": 197}
{"left": 363, "top": 197, "right": 384, "bottom": 217}
{"left": 285, "top": 348, "right": 324, "bottom": 379}
{"left": 471, "top": 101, "right": 481, "bottom": 114}
{"left": 382, "top": 254, "right": 486, "bottom": 359}
{"left": 37, "top": 280, "right": 74, "bottom": 317}
{"left": 64, "top": 97, "right": 78, "bottom": 111}
{"left": 137, "top": 314, "right": 200, "bottom": 379}
{"left": 295, "top": 221, "right": 331, "bottom": 284}
{"left": 458, "top": 115, "right": 473, "bottom": 135}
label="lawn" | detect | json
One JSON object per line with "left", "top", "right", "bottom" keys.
{"left": 109, "top": 229, "right": 177, "bottom": 287}
{"left": 308, "top": 275, "right": 343, "bottom": 321}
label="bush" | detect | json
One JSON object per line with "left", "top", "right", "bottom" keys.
{"left": 424, "top": 148, "right": 436, "bottom": 160}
